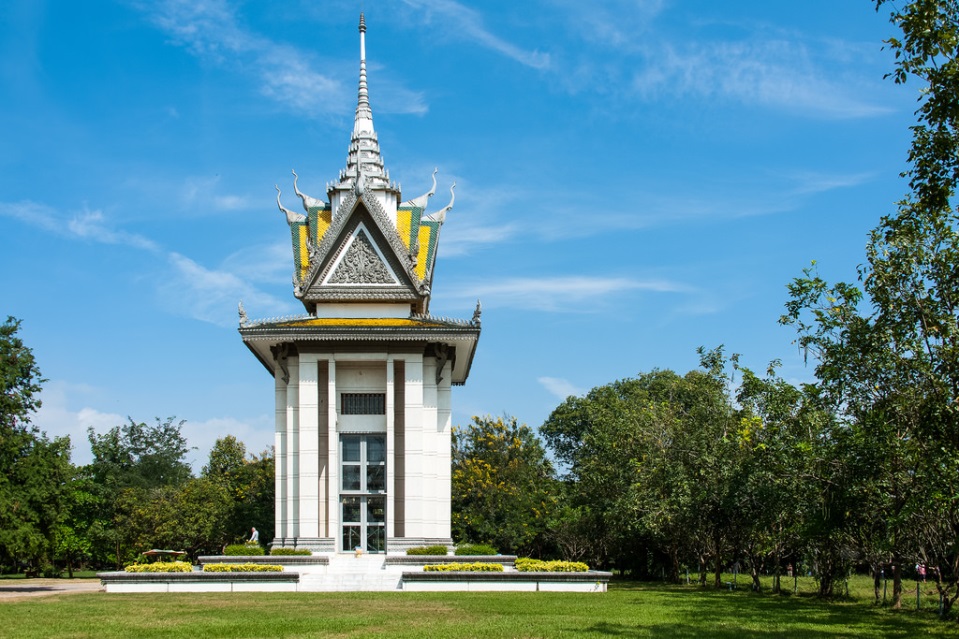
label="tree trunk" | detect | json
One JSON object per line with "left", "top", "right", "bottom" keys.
{"left": 669, "top": 548, "right": 681, "bottom": 584}
{"left": 873, "top": 564, "right": 881, "bottom": 604}
{"left": 698, "top": 555, "right": 707, "bottom": 586}
{"left": 750, "top": 565, "right": 761, "bottom": 592}
{"left": 891, "top": 563, "right": 902, "bottom": 609}
{"left": 714, "top": 553, "right": 723, "bottom": 589}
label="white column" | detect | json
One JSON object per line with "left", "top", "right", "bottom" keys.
{"left": 297, "top": 353, "right": 319, "bottom": 539}
{"left": 435, "top": 371, "right": 453, "bottom": 539}
{"left": 421, "top": 356, "right": 441, "bottom": 538}
{"left": 403, "top": 354, "right": 425, "bottom": 538}
{"left": 327, "top": 359, "right": 340, "bottom": 547}
{"left": 274, "top": 370, "right": 288, "bottom": 540}
{"left": 285, "top": 356, "right": 300, "bottom": 539}
{"left": 385, "top": 356, "right": 395, "bottom": 540}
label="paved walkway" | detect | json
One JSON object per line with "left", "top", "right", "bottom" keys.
{"left": 0, "top": 578, "right": 102, "bottom": 600}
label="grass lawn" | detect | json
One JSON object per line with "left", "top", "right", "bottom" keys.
{"left": 0, "top": 575, "right": 953, "bottom": 638}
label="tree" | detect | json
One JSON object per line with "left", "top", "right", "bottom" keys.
{"left": 782, "top": 0, "right": 959, "bottom": 612}
{"left": 83, "top": 416, "right": 193, "bottom": 567}
{"left": 541, "top": 349, "right": 741, "bottom": 583}
{"left": 203, "top": 436, "right": 274, "bottom": 547}
{"left": 0, "top": 317, "right": 73, "bottom": 573}
{"left": 451, "top": 415, "right": 557, "bottom": 556}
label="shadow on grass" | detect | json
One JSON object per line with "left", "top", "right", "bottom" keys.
{"left": 597, "top": 582, "right": 945, "bottom": 638}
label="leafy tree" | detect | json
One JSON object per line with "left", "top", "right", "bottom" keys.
{"left": 0, "top": 317, "right": 73, "bottom": 573}
{"left": 119, "top": 478, "right": 232, "bottom": 561}
{"left": 83, "top": 417, "right": 193, "bottom": 567}
{"left": 782, "top": 0, "right": 959, "bottom": 611}
{"left": 452, "top": 415, "right": 557, "bottom": 556}
{"left": 203, "top": 436, "right": 274, "bottom": 547}
{"left": 541, "top": 349, "right": 740, "bottom": 583}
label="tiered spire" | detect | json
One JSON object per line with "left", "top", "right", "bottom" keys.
{"left": 329, "top": 13, "right": 395, "bottom": 200}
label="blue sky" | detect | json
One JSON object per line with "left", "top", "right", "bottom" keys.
{"left": 1, "top": 1, "right": 915, "bottom": 469}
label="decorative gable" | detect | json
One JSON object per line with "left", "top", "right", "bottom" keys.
{"left": 326, "top": 226, "right": 398, "bottom": 286}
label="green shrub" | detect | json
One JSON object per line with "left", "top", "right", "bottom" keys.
{"left": 423, "top": 562, "right": 504, "bottom": 572}
{"left": 269, "top": 548, "right": 312, "bottom": 556}
{"left": 454, "top": 543, "right": 498, "bottom": 556}
{"left": 202, "top": 563, "right": 283, "bottom": 573}
{"left": 223, "top": 544, "right": 264, "bottom": 556}
{"left": 406, "top": 545, "right": 449, "bottom": 556}
{"left": 125, "top": 561, "right": 193, "bottom": 573}
{"left": 514, "top": 558, "right": 589, "bottom": 572}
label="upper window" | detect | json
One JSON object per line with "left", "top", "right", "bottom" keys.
{"left": 341, "top": 393, "right": 386, "bottom": 415}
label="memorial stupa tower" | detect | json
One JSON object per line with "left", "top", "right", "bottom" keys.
{"left": 239, "top": 14, "right": 481, "bottom": 554}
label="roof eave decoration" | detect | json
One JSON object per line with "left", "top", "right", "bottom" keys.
{"left": 238, "top": 311, "right": 481, "bottom": 385}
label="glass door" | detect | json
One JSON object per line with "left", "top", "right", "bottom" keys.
{"left": 340, "top": 434, "right": 386, "bottom": 552}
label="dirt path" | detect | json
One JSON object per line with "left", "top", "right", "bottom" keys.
{"left": 0, "top": 578, "right": 102, "bottom": 600}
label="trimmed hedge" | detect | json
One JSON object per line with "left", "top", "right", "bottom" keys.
{"left": 125, "top": 561, "right": 192, "bottom": 573}
{"left": 406, "top": 545, "right": 449, "bottom": 556}
{"left": 514, "top": 558, "right": 589, "bottom": 573}
{"left": 423, "top": 562, "right": 504, "bottom": 572}
{"left": 269, "top": 548, "right": 312, "bottom": 556}
{"left": 202, "top": 563, "right": 283, "bottom": 573}
{"left": 454, "top": 543, "right": 498, "bottom": 556}
{"left": 224, "top": 544, "right": 264, "bottom": 556}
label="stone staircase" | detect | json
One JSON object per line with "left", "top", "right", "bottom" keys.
{"left": 297, "top": 554, "right": 404, "bottom": 592}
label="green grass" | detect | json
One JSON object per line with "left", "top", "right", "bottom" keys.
{"left": 0, "top": 575, "right": 953, "bottom": 638}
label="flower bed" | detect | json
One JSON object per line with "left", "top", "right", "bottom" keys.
{"left": 203, "top": 563, "right": 283, "bottom": 573}
{"left": 515, "top": 558, "right": 589, "bottom": 573}
{"left": 125, "top": 561, "right": 192, "bottom": 573}
{"left": 270, "top": 548, "right": 313, "bottom": 556}
{"left": 424, "top": 562, "right": 503, "bottom": 573}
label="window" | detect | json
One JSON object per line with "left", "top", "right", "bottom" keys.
{"left": 340, "top": 434, "right": 387, "bottom": 552}
{"left": 341, "top": 393, "right": 385, "bottom": 415}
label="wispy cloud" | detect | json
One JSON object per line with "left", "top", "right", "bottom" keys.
{"left": 160, "top": 252, "right": 296, "bottom": 326}
{"left": 133, "top": 0, "right": 426, "bottom": 118}
{"left": 401, "top": 0, "right": 550, "bottom": 69}
{"left": 630, "top": 40, "right": 891, "bottom": 119}
{"left": 3, "top": 197, "right": 293, "bottom": 327}
{"left": 540, "top": 3, "right": 890, "bottom": 120}
{"left": 448, "top": 275, "right": 688, "bottom": 312}
{"left": 538, "top": 376, "right": 585, "bottom": 401}
{"left": 0, "top": 200, "right": 161, "bottom": 250}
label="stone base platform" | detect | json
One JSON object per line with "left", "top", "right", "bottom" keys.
{"left": 99, "top": 554, "right": 611, "bottom": 593}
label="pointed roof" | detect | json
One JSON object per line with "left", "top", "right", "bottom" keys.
{"left": 329, "top": 13, "right": 394, "bottom": 198}
{"left": 269, "top": 13, "right": 458, "bottom": 315}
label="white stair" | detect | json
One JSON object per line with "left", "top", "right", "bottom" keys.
{"left": 296, "top": 554, "right": 405, "bottom": 592}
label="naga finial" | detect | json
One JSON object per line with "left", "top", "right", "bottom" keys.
{"left": 427, "top": 182, "right": 456, "bottom": 224}
{"left": 472, "top": 299, "right": 482, "bottom": 325}
{"left": 275, "top": 185, "right": 306, "bottom": 225}
{"left": 403, "top": 168, "right": 439, "bottom": 210}
{"left": 238, "top": 301, "right": 249, "bottom": 326}
{"left": 292, "top": 169, "right": 325, "bottom": 212}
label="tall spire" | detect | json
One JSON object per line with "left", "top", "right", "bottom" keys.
{"left": 354, "top": 13, "right": 373, "bottom": 134}
{"left": 329, "top": 12, "right": 395, "bottom": 210}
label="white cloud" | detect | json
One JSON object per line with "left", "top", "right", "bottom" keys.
{"left": 0, "top": 200, "right": 160, "bottom": 251}
{"left": 33, "top": 381, "right": 126, "bottom": 467}
{"left": 449, "top": 275, "right": 688, "bottom": 312}
{"left": 160, "top": 252, "right": 296, "bottom": 327}
{"left": 33, "top": 380, "right": 273, "bottom": 471}
{"left": 401, "top": 0, "right": 550, "bottom": 69}
{"left": 181, "top": 415, "right": 274, "bottom": 472}
{"left": 134, "top": 0, "right": 425, "bottom": 118}
{"left": 538, "top": 376, "right": 584, "bottom": 401}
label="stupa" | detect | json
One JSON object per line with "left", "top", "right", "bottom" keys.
{"left": 238, "top": 14, "right": 480, "bottom": 555}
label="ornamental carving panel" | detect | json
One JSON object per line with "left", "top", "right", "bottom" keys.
{"left": 329, "top": 230, "right": 394, "bottom": 284}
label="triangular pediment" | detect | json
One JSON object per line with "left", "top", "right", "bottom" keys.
{"left": 297, "top": 192, "right": 429, "bottom": 309}
{"left": 324, "top": 225, "right": 399, "bottom": 286}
